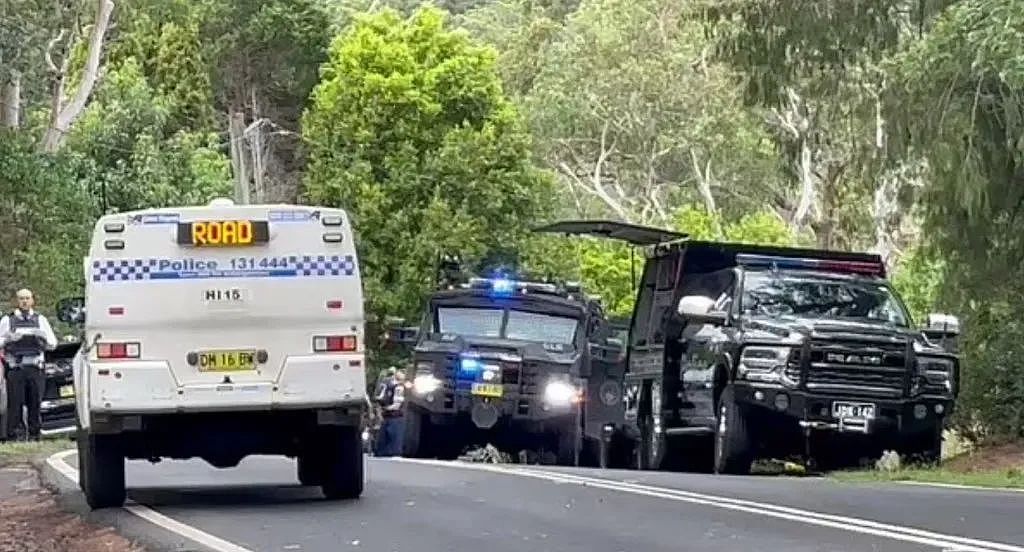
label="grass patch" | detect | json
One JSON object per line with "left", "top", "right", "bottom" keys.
{"left": 831, "top": 442, "right": 1024, "bottom": 490}
{"left": 0, "top": 438, "right": 74, "bottom": 468}
{"left": 832, "top": 466, "right": 1024, "bottom": 489}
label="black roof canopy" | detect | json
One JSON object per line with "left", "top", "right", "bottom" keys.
{"left": 532, "top": 220, "right": 687, "bottom": 246}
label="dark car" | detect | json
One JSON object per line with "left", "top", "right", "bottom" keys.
{"left": 536, "top": 221, "right": 962, "bottom": 473}
{"left": 0, "top": 338, "right": 79, "bottom": 439}
{"left": 391, "top": 275, "right": 630, "bottom": 466}
{"left": 41, "top": 339, "right": 80, "bottom": 434}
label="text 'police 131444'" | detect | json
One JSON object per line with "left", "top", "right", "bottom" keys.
{"left": 230, "top": 257, "right": 292, "bottom": 270}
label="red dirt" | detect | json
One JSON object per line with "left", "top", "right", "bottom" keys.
{"left": 944, "top": 442, "right": 1024, "bottom": 473}
{"left": 0, "top": 466, "right": 145, "bottom": 552}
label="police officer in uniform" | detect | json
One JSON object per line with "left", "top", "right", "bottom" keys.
{"left": 373, "top": 367, "right": 406, "bottom": 456}
{"left": 0, "top": 289, "right": 58, "bottom": 441}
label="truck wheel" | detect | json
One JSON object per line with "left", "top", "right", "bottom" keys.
{"left": 713, "top": 387, "right": 754, "bottom": 475}
{"left": 639, "top": 414, "right": 665, "bottom": 470}
{"left": 900, "top": 427, "right": 942, "bottom": 465}
{"left": 80, "top": 431, "right": 126, "bottom": 509}
{"left": 555, "top": 426, "right": 581, "bottom": 466}
{"left": 402, "top": 407, "right": 431, "bottom": 458}
{"left": 297, "top": 454, "right": 324, "bottom": 486}
{"left": 320, "top": 426, "right": 364, "bottom": 500}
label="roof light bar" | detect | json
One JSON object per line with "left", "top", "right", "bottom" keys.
{"left": 735, "top": 254, "right": 884, "bottom": 275}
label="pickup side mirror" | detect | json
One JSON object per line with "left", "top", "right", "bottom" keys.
{"left": 56, "top": 296, "right": 86, "bottom": 325}
{"left": 677, "top": 295, "right": 728, "bottom": 326}
{"left": 921, "top": 313, "right": 960, "bottom": 354}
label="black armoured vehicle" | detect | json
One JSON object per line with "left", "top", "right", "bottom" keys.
{"left": 395, "top": 275, "right": 631, "bottom": 466}
{"left": 536, "top": 221, "right": 962, "bottom": 473}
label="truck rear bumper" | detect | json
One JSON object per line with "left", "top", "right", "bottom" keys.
{"left": 87, "top": 354, "right": 366, "bottom": 413}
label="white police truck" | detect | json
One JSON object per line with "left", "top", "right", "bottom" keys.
{"left": 57, "top": 199, "right": 368, "bottom": 509}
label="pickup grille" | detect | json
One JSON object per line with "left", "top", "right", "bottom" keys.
{"left": 799, "top": 338, "right": 909, "bottom": 397}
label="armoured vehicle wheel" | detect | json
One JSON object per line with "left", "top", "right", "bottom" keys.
{"left": 713, "top": 387, "right": 754, "bottom": 475}
{"left": 320, "top": 426, "right": 364, "bottom": 500}
{"left": 402, "top": 407, "right": 432, "bottom": 458}
{"left": 555, "top": 426, "right": 582, "bottom": 466}
{"left": 297, "top": 454, "right": 324, "bottom": 486}
{"left": 79, "top": 430, "right": 126, "bottom": 509}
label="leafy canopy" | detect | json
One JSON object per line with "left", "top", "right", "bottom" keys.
{"left": 302, "top": 6, "right": 556, "bottom": 323}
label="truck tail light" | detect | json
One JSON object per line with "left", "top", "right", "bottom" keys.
{"left": 313, "top": 335, "right": 357, "bottom": 352}
{"left": 96, "top": 342, "right": 140, "bottom": 359}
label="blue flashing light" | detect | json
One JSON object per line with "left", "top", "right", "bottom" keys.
{"left": 460, "top": 358, "right": 482, "bottom": 372}
{"left": 491, "top": 278, "right": 515, "bottom": 296}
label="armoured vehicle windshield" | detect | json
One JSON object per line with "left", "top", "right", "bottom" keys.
{"left": 435, "top": 306, "right": 579, "bottom": 347}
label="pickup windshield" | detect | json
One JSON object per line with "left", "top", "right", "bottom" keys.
{"left": 435, "top": 307, "right": 579, "bottom": 345}
{"left": 740, "top": 270, "right": 911, "bottom": 327}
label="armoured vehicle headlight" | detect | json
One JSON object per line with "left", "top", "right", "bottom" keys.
{"left": 413, "top": 374, "right": 441, "bottom": 395}
{"left": 543, "top": 380, "right": 579, "bottom": 407}
{"left": 739, "top": 346, "right": 791, "bottom": 382}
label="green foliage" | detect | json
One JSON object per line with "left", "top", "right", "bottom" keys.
{"left": 890, "top": 245, "right": 945, "bottom": 325}
{"left": 67, "top": 58, "right": 232, "bottom": 212}
{"left": 0, "top": 132, "right": 95, "bottom": 313}
{"left": 302, "top": 6, "right": 556, "bottom": 324}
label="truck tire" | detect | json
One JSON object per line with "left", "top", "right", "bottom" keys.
{"left": 555, "top": 425, "right": 581, "bottom": 466}
{"left": 297, "top": 454, "right": 324, "bottom": 486}
{"left": 639, "top": 413, "right": 665, "bottom": 470}
{"left": 79, "top": 431, "right": 126, "bottom": 509}
{"left": 713, "top": 386, "right": 754, "bottom": 475}
{"left": 402, "top": 407, "right": 431, "bottom": 458}
{"left": 900, "top": 426, "right": 942, "bottom": 465}
{"left": 320, "top": 426, "right": 364, "bottom": 500}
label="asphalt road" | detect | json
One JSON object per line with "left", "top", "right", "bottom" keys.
{"left": 45, "top": 453, "right": 1024, "bottom": 552}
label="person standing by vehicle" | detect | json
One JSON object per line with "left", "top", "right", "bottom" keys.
{"left": 0, "top": 289, "right": 58, "bottom": 440}
{"left": 374, "top": 367, "right": 406, "bottom": 456}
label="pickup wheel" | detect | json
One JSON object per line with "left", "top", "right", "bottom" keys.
{"left": 899, "top": 426, "right": 943, "bottom": 466}
{"left": 320, "top": 426, "right": 364, "bottom": 500}
{"left": 713, "top": 387, "right": 754, "bottom": 475}
{"left": 79, "top": 431, "right": 126, "bottom": 509}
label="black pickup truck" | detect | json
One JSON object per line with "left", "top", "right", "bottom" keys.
{"left": 535, "top": 221, "right": 962, "bottom": 473}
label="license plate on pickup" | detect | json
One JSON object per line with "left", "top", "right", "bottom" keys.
{"left": 471, "top": 383, "right": 503, "bottom": 398}
{"left": 832, "top": 401, "right": 876, "bottom": 420}
{"left": 198, "top": 350, "right": 256, "bottom": 372}
{"left": 59, "top": 385, "right": 74, "bottom": 398}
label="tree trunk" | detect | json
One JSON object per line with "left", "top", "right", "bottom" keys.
{"left": 1, "top": 71, "right": 20, "bottom": 129}
{"left": 41, "top": 0, "right": 115, "bottom": 153}
{"left": 229, "top": 111, "right": 251, "bottom": 204}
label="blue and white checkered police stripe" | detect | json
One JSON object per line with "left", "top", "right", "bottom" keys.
{"left": 91, "top": 256, "right": 357, "bottom": 281}
{"left": 294, "top": 255, "right": 357, "bottom": 276}
{"left": 92, "top": 259, "right": 153, "bottom": 281}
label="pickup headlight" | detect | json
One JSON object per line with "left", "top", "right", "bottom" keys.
{"left": 738, "top": 346, "right": 791, "bottom": 383}
{"left": 917, "top": 356, "right": 955, "bottom": 392}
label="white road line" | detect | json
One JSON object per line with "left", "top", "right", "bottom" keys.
{"left": 46, "top": 450, "right": 254, "bottom": 552}
{"left": 390, "top": 457, "right": 1024, "bottom": 552}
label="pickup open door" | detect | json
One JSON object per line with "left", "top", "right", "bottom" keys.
{"left": 532, "top": 220, "right": 687, "bottom": 246}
